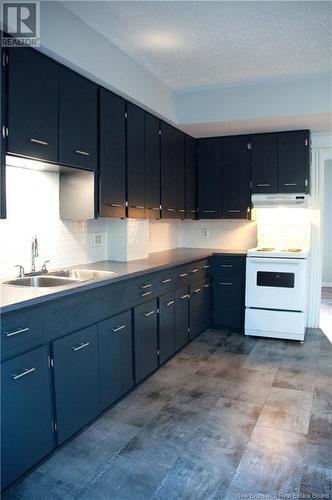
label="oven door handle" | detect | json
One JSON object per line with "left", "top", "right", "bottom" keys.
{"left": 248, "top": 258, "right": 302, "bottom": 266}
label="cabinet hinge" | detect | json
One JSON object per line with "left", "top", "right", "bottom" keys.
{"left": 2, "top": 52, "right": 7, "bottom": 67}
{"left": 187, "top": 327, "right": 190, "bottom": 333}
{"left": 305, "top": 179, "right": 308, "bottom": 187}
{"left": 157, "top": 349, "right": 160, "bottom": 356}
{"left": 249, "top": 180, "right": 252, "bottom": 189}
{"left": 125, "top": 112, "right": 128, "bottom": 119}
{"left": 51, "top": 420, "right": 57, "bottom": 432}
{"left": 305, "top": 139, "right": 308, "bottom": 147}
{"left": 159, "top": 129, "right": 161, "bottom": 136}
{"left": 2, "top": 126, "right": 6, "bottom": 140}
{"left": 125, "top": 201, "right": 128, "bottom": 207}
{"left": 157, "top": 307, "right": 160, "bottom": 314}
{"left": 247, "top": 143, "right": 251, "bottom": 150}
{"left": 48, "top": 356, "right": 54, "bottom": 368}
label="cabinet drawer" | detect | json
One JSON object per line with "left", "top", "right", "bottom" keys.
{"left": 156, "top": 271, "right": 176, "bottom": 292}
{"left": 211, "top": 256, "right": 245, "bottom": 276}
{"left": 131, "top": 275, "right": 157, "bottom": 303}
{"left": 1, "top": 308, "right": 44, "bottom": 355}
{"left": 188, "top": 259, "right": 210, "bottom": 281}
{"left": 52, "top": 325, "right": 99, "bottom": 444}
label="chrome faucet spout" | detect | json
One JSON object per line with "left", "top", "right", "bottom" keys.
{"left": 31, "top": 235, "right": 39, "bottom": 273}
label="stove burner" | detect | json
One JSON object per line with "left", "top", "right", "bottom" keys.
{"left": 281, "top": 248, "right": 302, "bottom": 253}
{"left": 256, "top": 248, "right": 275, "bottom": 252}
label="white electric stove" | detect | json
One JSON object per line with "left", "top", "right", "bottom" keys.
{"left": 245, "top": 246, "right": 310, "bottom": 341}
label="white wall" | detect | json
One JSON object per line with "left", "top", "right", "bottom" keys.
{"left": 149, "top": 220, "right": 181, "bottom": 253}
{"left": 0, "top": 167, "right": 108, "bottom": 279}
{"left": 322, "top": 160, "right": 332, "bottom": 286}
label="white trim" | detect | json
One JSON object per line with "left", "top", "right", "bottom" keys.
{"left": 308, "top": 135, "right": 332, "bottom": 327}
{"left": 322, "top": 283, "right": 332, "bottom": 288}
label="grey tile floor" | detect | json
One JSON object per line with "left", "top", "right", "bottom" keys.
{"left": 4, "top": 328, "right": 332, "bottom": 500}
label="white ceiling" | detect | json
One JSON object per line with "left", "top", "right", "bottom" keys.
{"left": 61, "top": 0, "right": 332, "bottom": 92}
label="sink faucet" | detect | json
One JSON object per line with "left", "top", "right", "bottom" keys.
{"left": 31, "top": 235, "right": 39, "bottom": 273}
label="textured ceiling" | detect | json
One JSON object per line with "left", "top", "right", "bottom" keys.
{"left": 60, "top": 1, "right": 332, "bottom": 92}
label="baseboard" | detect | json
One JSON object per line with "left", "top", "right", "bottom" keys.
{"left": 322, "top": 282, "right": 332, "bottom": 288}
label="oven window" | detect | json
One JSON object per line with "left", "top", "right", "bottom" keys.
{"left": 257, "top": 271, "right": 295, "bottom": 288}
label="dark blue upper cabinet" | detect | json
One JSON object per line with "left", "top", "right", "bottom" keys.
{"left": 277, "top": 130, "right": 310, "bottom": 193}
{"left": 222, "top": 135, "right": 249, "bottom": 219}
{"left": 7, "top": 48, "right": 59, "bottom": 163}
{"left": 161, "top": 122, "right": 185, "bottom": 219}
{"left": 145, "top": 113, "right": 161, "bottom": 219}
{"left": 59, "top": 67, "right": 97, "bottom": 170}
{"left": 185, "top": 135, "right": 197, "bottom": 219}
{"left": 251, "top": 133, "right": 278, "bottom": 193}
{"left": 52, "top": 326, "right": 100, "bottom": 444}
{"left": 98, "top": 311, "right": 133, "bottom": 410}
{"left": 99, "top": 88, "right": 126, "bottom": 218}
{"left": 197, "top": 137, "right": 222, "bottom": 219}
{"left": 1, "top": 346, "right": 55, "bottom": 490}
{"left": 127, "top": 103, "right": 146, "bottom": 218}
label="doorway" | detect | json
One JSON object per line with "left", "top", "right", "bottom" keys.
{"left": 320, "top": 158, "right": 332, "bottom": 342}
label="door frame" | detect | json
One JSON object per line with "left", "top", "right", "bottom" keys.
{"left": 308, "top": 134, "right": 332, "bottom": 327}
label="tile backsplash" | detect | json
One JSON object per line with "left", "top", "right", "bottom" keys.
{"left": 0, "top": 167, "right": 108, "bottom": 279}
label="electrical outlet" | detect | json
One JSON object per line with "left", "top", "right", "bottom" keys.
{"left": 94, "top": 233, "right": 102, "bottom": 247}
{"left": 201, "top": 228, "right": 209, "bottom": 239}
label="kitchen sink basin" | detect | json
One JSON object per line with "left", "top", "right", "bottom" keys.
{"left": 3, "top": 276, "right": 81, "bottom": 287}
{"left": 48, "top": 269, "right": 116, "bottom": 281}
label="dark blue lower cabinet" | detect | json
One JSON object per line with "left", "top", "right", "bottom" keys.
{"left": 175, "top": 287, "right": 189, "bottom": 351}
{"left": 213, "top": 277, "right": 244, "bottom": 329}
{"left": 134, "top": 299, "right": 158, "bottom": 383}
{"left": 1, "top": 346, "right": 55, "bottom": 490}
{"left": 98, "top": 311, "right": 133, "bottom": 410}
{"left": 159, "top": 292, "right": 175, "bottom": 365}
{"left": 52, "top": 326, "right": 100, "bottom": 444}
{"left": 189, "top": 281, "right": 211, "bottom": 340}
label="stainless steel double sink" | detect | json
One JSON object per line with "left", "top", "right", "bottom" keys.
{"left": 2, "top": 269, "right": 116, "bottom": 288}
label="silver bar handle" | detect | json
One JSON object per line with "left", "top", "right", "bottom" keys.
{"left": 12, "top": 367, "right": 36, "bottom": 381}
{"left": 193, "top": 288, "right": 201, "bottom": 293}
{"left": 30, "top": 138, "right": 48, "bottom": 146}
{"left": 220, "top": 282, "right": 233, "bottom": 286}
{"left": 203, "top": 265, "right": 210, "bottom": 269}
{"left": 112, "top": 325, "right": 126, "bottom": 333}
{"left": 150, "top": 207, "right": 160, "bottom": 211}
{"left": 166, "top": 208, "right": 175, "bottom": 212}
{"left": 203, "top": 210, "right": 215, "bottom": 213}
{"left": 72, "top": 342, "right": 90, "bottom": 352}
{"left": 142, "top": 291, "right": 152, "bottom": 297}
{"left": 144, "top": 310, "right": 155, "bottom": 317}
{"left": 141, "top": 283, "right": 152, "bottom": 289}
{"left": 180, "top": 294, "right": 189, "bottom": 300}
{"left": 75, "top": 149, "right": 90, "bottom": 156}
{"left": 204, "top": 283, "right": 211, "bottom": 288}
{"left": 108, "top": 203, "right": 123, "bottom": 208}
{"left": 5, "top": 327, "right": 29, "bottom": 338}
{"left": 221, "top": 264, "right": 232, "bottom": 268}
{"left": 132, "top": 206, "right": 145, "bottom": 209}
{"left": 284, "top": 183, "right": 298, "bottom": 186}
{"left": 191, "top": 269, "right": 199, "bottom": 273}
{"left": 166, "top": 300, "right": 175, "bottom": 306}
{"left": 178, "top": 209, "right": 185, "bottom": 213}
{"left": 162, "top": 278, "right": 171, "bottom": 283}
{"left": 228, "top": 210, "right": 241, "bottom": 213}
{"left": 257, "top": 183, "right": 270, "bottom": 187}
{"left": 179, "top": 273, "right": 188, "bottom": 277}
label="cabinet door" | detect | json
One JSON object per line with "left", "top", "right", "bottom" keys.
{"left": 145, "top": 113, "right": 161, "bottom": 219}
{"left": 201, "top": 281, "right": 212, "bottom": 332}
{"left": 1, "top": 346, "right": 54, "bottom": 489}
{"left": 134, "top": 299, "right": 158, "bottom": 383}
{"left": 251, "top": 133, "right": 277, "bottom": 193}
{"left": 175, "top": 287, "right": 189, "bottom": 351}
{"left": 161, "top": 122, "right": 185, "bottom": 219}
{"left": 222, "top": 135, "right": 249, "bottom": 219}
{"left": 99, "top": 311, "right": 133, "bottom": 410}
{"left": 185, "top": 135, "right": 197, "bottom": 219}
{"left": 277, "top": 130, "right": 310, "bottom": 193}
{"left": 59, "top": 67, "right": 97, "bottom": 170}
{"left": 99, "top": 88, "right": 126, "bottom": 218}
{"left": 159, "top": 292, "right": 175, "bottom": 364}
{"left": 1, "top": 46, "right": 6, "bottom": 219}
{"left": 213, "top": 277, "right": 244, "bottom": 329}
{"left": 8, "top": 48, "right": 58, "bottom": 162}
{"left": 127, "top": 103, "right": 146, "bottom": 218}
{"left": 198, "top": 138, "right": 222, "bottom": 219}
{"left": 53, "top": 326, "right": 99, "bottom": 444}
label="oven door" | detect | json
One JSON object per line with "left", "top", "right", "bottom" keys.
{"left": 245, "top": 257, "right": 307, "bottom": 311}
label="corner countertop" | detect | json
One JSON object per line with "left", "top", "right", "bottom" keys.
{"left": 0, "top": 247, "right": 247, "bottom": 314}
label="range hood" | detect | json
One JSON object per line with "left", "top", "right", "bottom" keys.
{"left": 252, "top": 193, "right": 310, "bottom": 208}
